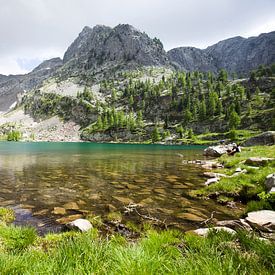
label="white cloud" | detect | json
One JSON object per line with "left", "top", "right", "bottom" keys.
{"left": 0, "top": 0, "right": 274, "bottom": 74}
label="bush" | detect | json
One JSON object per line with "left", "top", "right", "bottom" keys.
{"left": 7, "top": 131, "right": 21, "bottom": 141}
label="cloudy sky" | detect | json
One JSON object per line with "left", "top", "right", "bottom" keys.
{"left": 0, "top": 0, "right": 275, "bottom": 75}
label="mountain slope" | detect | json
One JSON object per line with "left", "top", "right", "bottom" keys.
{"left": 0, "top": 58, "right": 62, "bottom": 112}
{"left": 168, "top": 31, "right": 275, "bottom": 74}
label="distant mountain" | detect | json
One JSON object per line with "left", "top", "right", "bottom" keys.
{"left": 168, "top": 31, "right": 275, "bottom": 74}
{"left": 0, "top": 24, "right": 274, "bottom": 112}
{"left": 0, "top": 58, "right": 62, "bottom": 112}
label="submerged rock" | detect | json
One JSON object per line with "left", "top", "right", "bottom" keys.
{"left": 176, "top": 213, "right": 205, "bottom": 222}
{"left": 63, "top": 202, "right": 80, "bottom": 210}
{"left": 66, "top": 218, "right": 92, "bottom": 232}
{"left": 245, "top": 210, "right": 275, "bottom": 232}
{"left": 56, "top": 214, "right": 83, "bottom": 224}
{"left": 113, "top": 196, "right": 133, "bottom": 205}
{"left": 52, "top": 207, "right": 66, "bottom": 215}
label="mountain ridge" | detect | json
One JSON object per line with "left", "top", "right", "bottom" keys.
{"left": 0, "top": 24, "right": 274, "bottom": 112}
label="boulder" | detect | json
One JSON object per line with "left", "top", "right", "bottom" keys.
{"left": 265, "top": 173, "right": 275, "bottom": 192}
{"left": 245, "top": 210, "right": 275, "bottom": 232}
{"left": 244, "top": 157, "right": 274, "bottom": 166}
{"left": 203, "top": 145, "right": 231, "bottom": 157}
{"left": 193, "top": 227, "right": 236, "bottom": 237}
{"left": 242, "top": 131, "right": 275, "bottom": 146}
{"left": 66, "top": 218, "right": 92, "bottom": 232}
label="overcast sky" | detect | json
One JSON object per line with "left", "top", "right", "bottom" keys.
{"left": 0, "top": 0, "right": 275, "bottom": 75}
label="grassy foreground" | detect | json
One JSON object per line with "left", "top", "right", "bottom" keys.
{"left": 0, "top": 224, "right": 274, "bottom": 274}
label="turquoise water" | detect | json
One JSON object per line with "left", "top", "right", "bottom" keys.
{"left": 0, "top": 142, "right": 240, "bottom": 232}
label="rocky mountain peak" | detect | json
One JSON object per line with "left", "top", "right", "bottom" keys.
{"left": 62, "top": 23, "right": 170, "bottom": 74}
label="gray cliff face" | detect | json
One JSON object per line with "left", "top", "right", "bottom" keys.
{"left": 62, "top": 24, "right": 170, "bottom": 74}
{"left": 168, "top": 47, "right": 216, "bottom": 72}
{"left": 168, "top": 31, "right": 275, "bottom": 74}
{"left": 0, "top": 58, "right": 62, "bottom": 112}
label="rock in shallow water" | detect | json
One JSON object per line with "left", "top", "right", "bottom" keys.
{"left": 52, "top": 207, "right": 66, "bottom": 215}
{"left": 66, "top": 218, "right": 92, "bottom": 232}
{"left": 63, "top": 202, "right": 80, "bottom": 210}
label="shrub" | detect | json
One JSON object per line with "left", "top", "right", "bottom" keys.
{"left": 7, "top": 131, "right": 21, "bottom": 141}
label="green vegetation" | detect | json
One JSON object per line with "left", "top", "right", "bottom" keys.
{"left": 21, "top": 65, "right": 275, "bottom": 143}
{"left": 193, "top": 145, "right": 275, "bottom": 211}
{"left": 0, "top": 208, "right": 15, "bottom": 224}
{"left": 0, "top": 224, "right": 274, "bottom": 274}
{"left": 7, "top": 130, "right": 21, "bottom": 141}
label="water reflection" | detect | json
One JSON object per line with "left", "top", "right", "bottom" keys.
{"left": 0, "top": 142, "right": 241, "bottom": 232}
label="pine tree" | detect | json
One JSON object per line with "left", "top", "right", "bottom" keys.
{"left": 151, "top": 127, "right": 161, "bottom": 143}
{"left": 229, "top": 110, "right": 241, "bottom": 130}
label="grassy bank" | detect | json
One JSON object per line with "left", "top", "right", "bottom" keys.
{"left": 193, "top": 145, "right": 275, "bottom": 211}
{"left": 0, "top": 224, "right": 274, "bottom": 274}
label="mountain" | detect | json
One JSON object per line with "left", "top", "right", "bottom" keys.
{"left": 61, "top": 24, "right": 170, "bottom": 76}
{"left": 0, "top": 24, "right": 274, "bottom": 113}
{"left": 168, "top": 31, "right": 275, "bottom": 74}
{"left": 0, "top": 58, "right": 62, "bottom": 112}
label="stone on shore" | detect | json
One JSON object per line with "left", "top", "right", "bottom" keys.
{"left": 265, "top": 173, "right": 275, "bottom": 193}
{"left": 203, "top": 172, "right": 227, "bottom": 178}
{"left": 193, "top": 227, "right": 236, "bottom": 237}
{"left": 66, "top": 218, "right": 92, "bottom": 232}
{"left": 245, "top": 210, "right": 275, "bottom": 232}
{"left": 205, "top": 177, "right": 220, "bottom": 186}
{"left": 203, "top": 145, "right": 232, "bottom": 157}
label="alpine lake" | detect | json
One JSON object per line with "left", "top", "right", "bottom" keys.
{"left": 0, "top": 142, "right": 242, "bottom": 234}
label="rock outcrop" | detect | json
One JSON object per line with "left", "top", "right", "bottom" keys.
{"left": 242, "top": 131, "right": 275, "bottom": 146}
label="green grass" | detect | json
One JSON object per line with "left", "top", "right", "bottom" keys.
{"left": 0, "top": 208, "right": 15, "bottom": 224}
{"left": 193, "top": 146, "right": 275, "bottom": 208}
{"left": 0, "top": 226, "right": 274, "bottom": 274}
